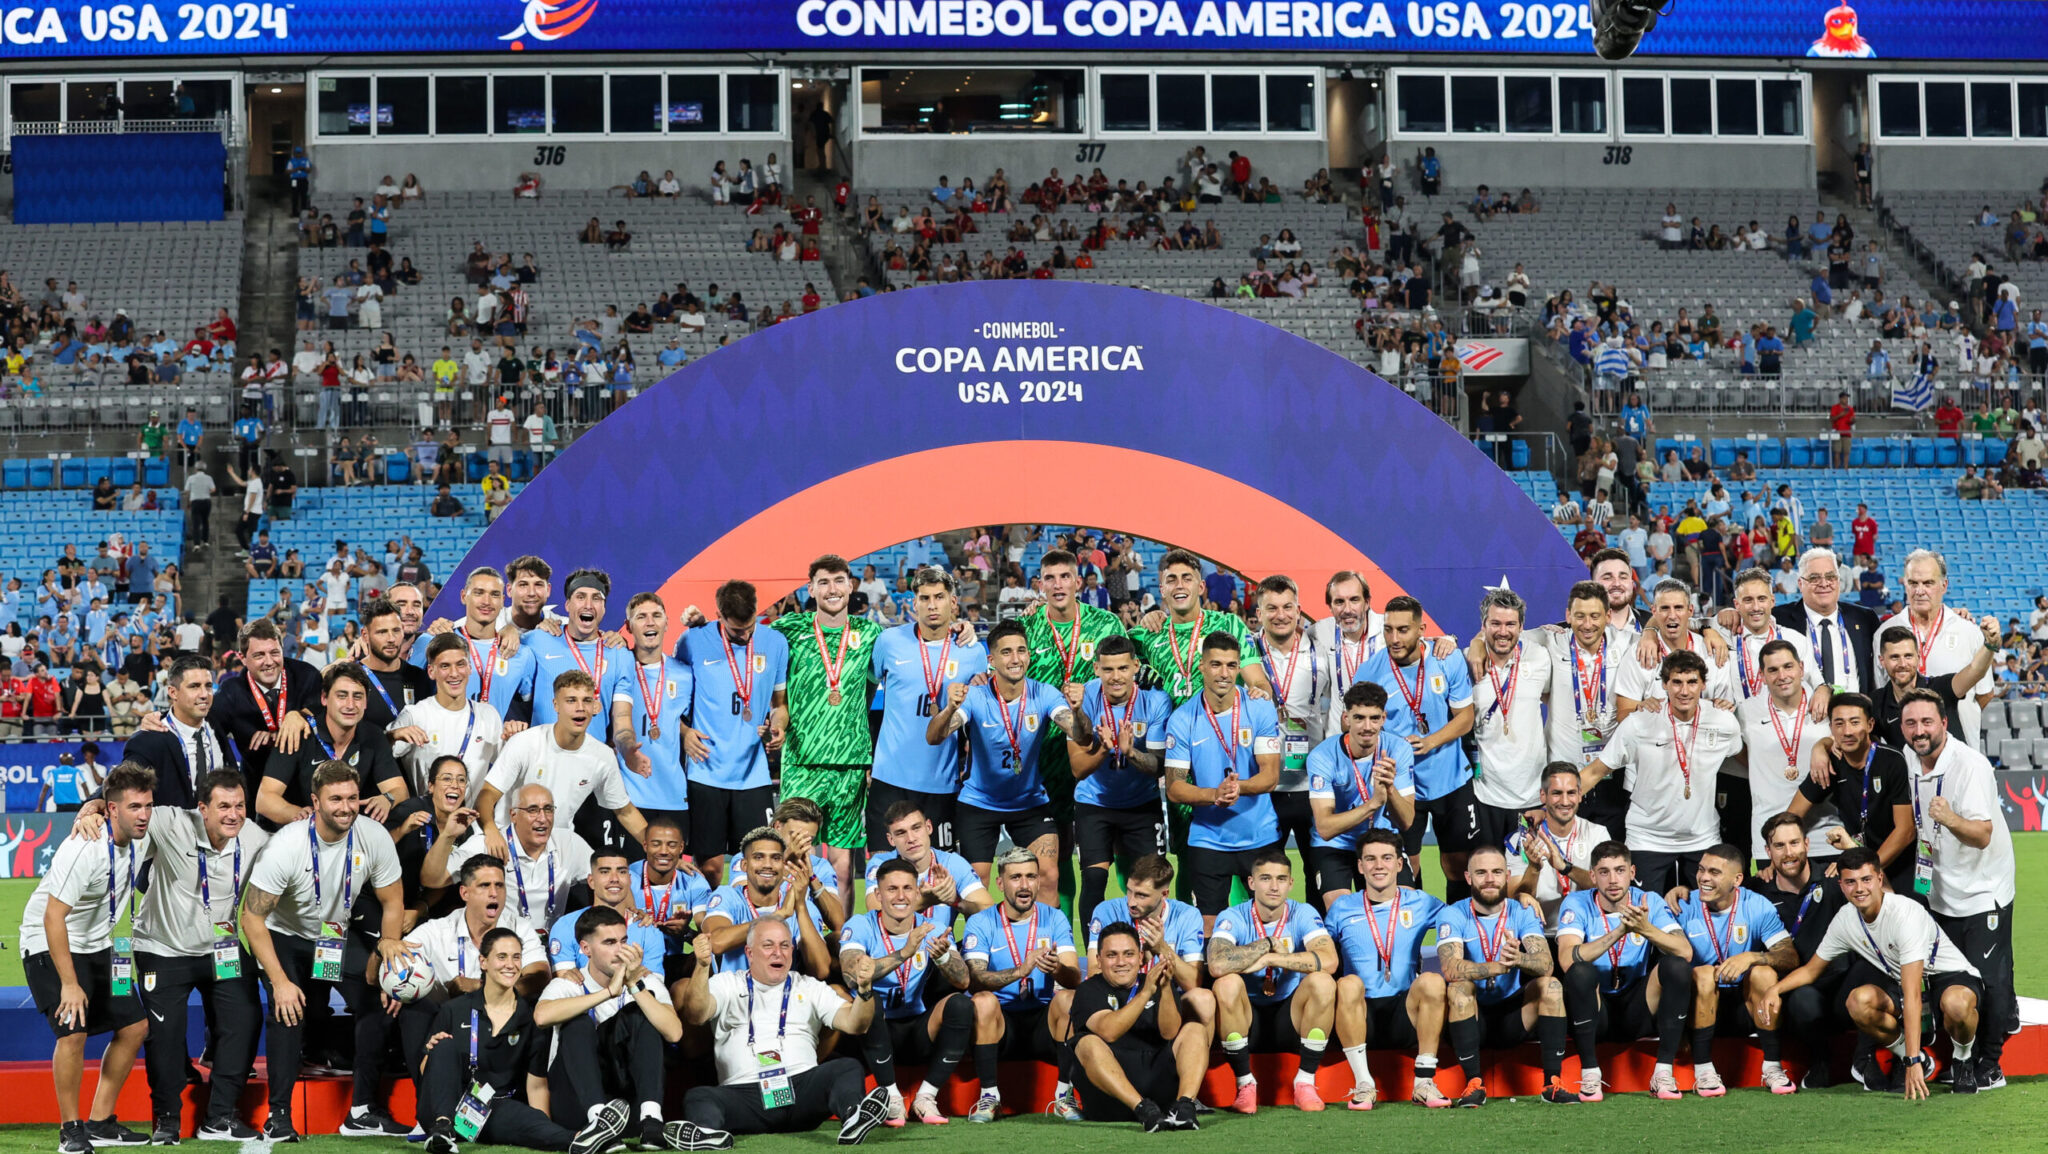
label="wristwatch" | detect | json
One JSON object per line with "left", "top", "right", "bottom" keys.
{"left": 1903, "top": 1052, "right": 1932, "bottom": 1071}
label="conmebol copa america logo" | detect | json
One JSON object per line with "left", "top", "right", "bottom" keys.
{"left": 500, "top": 0, "right": 600, "bottom": 47}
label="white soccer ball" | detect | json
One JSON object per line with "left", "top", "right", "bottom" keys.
{"left": 378, "top": 951, "right": 434, "bottom": 1003}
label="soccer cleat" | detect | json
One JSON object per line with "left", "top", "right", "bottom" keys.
{"left": 1134, "top": 1099, "right": 1166, "bottom": 1133}
{"left": 1650, "top": 1069, "right": 1682, "bottom": 1100}
{"left": 911, "top": 1094, "right": 948, "bottom": 1125}
{"left": 1588, "top": 0, "right": 1660, "bottom": 60}
{"left": 1976, "top": 1057, "right": 2006, "bottom": 1091}
{"left": 1454, "top": 1078, "right": 1488, "bottom": 1108}
{"left": 660, "top": 1122, "right": 733, "bottom": 1152}
{"left": 569, "top": 1100, "right": 631, "bottom": 1154}
{"left": 836, "top": 1087, "right": 891, "bottom": 1146}
{"left": 1952, "top": 1059, "right": 1979, "bottom": 1096}
{"left": 1693, "top": 1067, "right": 1727, "bottom": 1098}
{"left": 86, "top": 1119, "right": 149, "bottom": 1147}
{"left": 1762, "top": 1066, "right": 1797, "bottom": 1096}
{"left": 1045, "top": 1088, "right": 1081, "bottom": 1122}
{"left": 1165, "top": 1098, "right": 1201, "bottom": 1131}
{"left": 59, "top": 1121, "right": 95, "bottom": 1154}
{"left": 338, "top": 1111, "right": 411, "bottom": 1138}
{"left": 424, "top": 1120, "right": 459, "bottom": 1154}
{"left": 967, "top": 1092, "right": 1002, "bottom": 1124}
{"left": 1578, "top": 1070, "right": 1607, "bottom": 1103}
{"left": 1346, "top": 1084, "right": 1377, "bottom": 1111}
{"left": 1540, "top": 1077, "right": 1582, "bottom": 1105}
{"left": 194, "top": 1119, "right": 259, "bottom": 1141}
{"left": 1851, "top": 1051, "right": 1888, "bottom": 1092}
{"left": 1230, "top": 1081, "right": 1259, "bottom": 1115}
{"left": 880, "top": 1091, "right": 905, "bottom": 1129}
{"left": 148, "top": 1117, "right": 180, "bottom": 1146}
{"left": 1293, "top": 1077, "right": 1325, "bottom": 1112}
{"left": 1412, "top": 1075, "right": 1451, "bottom": 1108}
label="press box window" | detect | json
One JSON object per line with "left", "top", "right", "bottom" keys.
{"left": 860, "top": 70, "right": 1078, "bottom": 133}
{"left": 1265, "top": 75, "right": 1314, "bottom": 133}
{"left": 1504, "top": 76, "right": 1552, "bottom": 134}
{"left": 1622, "top": 76, "right": 1664, "bottom": 134}
{"left": 1450, "top": 75, "right": 1498, "bottom": 133}
{"left": 1761, "top": 79, "right": 1801, "bottom": 136}
{"left": 667, "top": 75, "right": 720, "bottom": 134}
{"left": 435, "top": 76, "right": 488, "bottom": 135}
{"left": 1101, "top": 74, "right": 1151, "bottom": 131}
{"left": 1715, "top": 78, "right": 1757, "bottom": 135}
{"left": 551, "top": 74, "right": 605, "bottom": 134}
{"left": 727, "top": 74, "right": 780, "bottom": 133}
{"left": 1558, "top": 76, "right": 1606, "bottom": 134}
{"left": 1669, "top": 77, "right": 1711, "bottom": 135}
{"left": 317, "top": 76, "right": 371, "bottom": 138}
{"left": 1971, "top": 82, "right": 2012, "bottom": 137}
{"left": 1397, "top": 74, "right": 1446, "bottom": 134}
{"left": 1877, "top": 81, "right": 1919, "bottom": 136}
{"left": 2022, "top": 84, "right": 2048, "bottom": 138}
{"left": 609, "top": 75, "right": 662, "bottom": 134}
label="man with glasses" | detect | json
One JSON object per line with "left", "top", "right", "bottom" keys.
{"left": 1770, "top": 548, "right": 1880, "bottom": 696}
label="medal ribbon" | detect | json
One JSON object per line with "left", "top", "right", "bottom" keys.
{"left": 812, "top": 618, "right": 852, "bottom": 701}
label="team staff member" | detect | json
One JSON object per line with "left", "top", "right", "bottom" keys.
{"left": 1249, "top": 576, "right": 1327, "bottom": 905}
{"left": 21, "top": 762, "right": 155, "bottom": 1154}
{"left": 1899, "top": 689, "right": 2015, "bottom": 1089}
{"left": 522, "top": 570, "right": 623, "bottom": 731}
{"left": 1464, "top": 588, "right": 1551, "bottom": 852}
{"left": 412, "top": 567, "right": 540, "bottom": 727}
{"left": 1538, "top": 582, "right": 1630, "bottom": 838}
{"left": 769, "top": 555, "right": 884, "bottom": 901}
{"left": 1359, "top": 596, "right": 1477, "bottom": 900}
{"left": 1504, "top": 765, "right": 1608, "bottom": 933}
{"left": 211, "top": 620, "right": 320, "bottom": 784}
{"left": 1164, "top": 633, "right": 1282, "bottom": 922}
{"left": 535, "top": 909, "right": 687, "bottom": 1149}
{"left": 1790, "top": 694, "right": 1914, "bottom": 893}
{"left": 1436, "top": 845, "right": 1571, "bottom": 1107}
{"left": 479, "top": 671, "right": 648, "bottom": 855}
{"left": 1315, "top": 570, "right": 1385, "bottom": 712}
{"left": 963, "top": 849, "right": 1081, "bottom": 1124}
{"left": 393, "top": 757, "right": 484, "bottom": 919}
{"left": 238, "top": 762, "right": 410, "bottom": 1140}
{"left": 1023, "top": 549, "right": 1126, "bottom": 915}
{"left": 392, "top": 634, "right": 507, "bottom": 807}
{"left": 840, "top": 858, "right": 980, "bottom": 1126}
{"left": 1880, "top": 550, "right": 1996, "bottom": 742}
{"left": 1584, "top": 549, "right": 1654, "bottom": 636}
{"left": 411, "top": 856, "right": 551, "bottom": 1000}
{"left": 869, "top": 567, "right": 987, "bottom": 853}
{"left": 1326, "top": 830, "right": 1450, "bottom": 1109}
{"left": 1744, "top": 814, "right": 1855, "bottom": 1089}
{"left": 436, "top": 784, "right": 595, "bottom": 936}
{"left": 1735, "top": 641, "right": 1839, "bottom": 865}
{"left": 1675, "top": 846, "right": 1796, "bottom": 1096}
{"left": 121, "top": 654, "right": 231, "bottom": 810}
{"left": 927, "top": 620, "right": 1091, "bottom": 886}
{"left": 1762, "top": 848, "right": 1984, "bottom": 1099}
{"left": 1206, "top": 850, "right": 1338, "bottom": 1114}
{"left": 1068, "top": 921, "right": 1209, "bottom": 1130}
{"left": 1773, "top": 548, "right": 1878, "bottom": 694}
{"left": 1722, "top": 569, "right": 1827, "bottom": 709}
{"left": 1863, "top": 621, "right": 1997, "bottom": 749}
{"left": 607, "top": 592, "right": 693, "bottom": 855}
{"left": 676, "top": 580, "right": 788, "bottom": 886}
{"left": 258, "top": 662, "right": 409, "bottom": 829}
{"left": 1306, "top": 682, "right": 1415, "bottom": 907}
{"left": 698, "top": 828, "right": 833, "bottom": 978}
{"left": 1066, "top": 634, "right": 1171, "bottom": 928}
{"left": 862, "top": 801, "right": 991, "bottom": 930}
{"left": 1555, "top": 842, "right": 1694, "bottom": 1102}
{"left": 356, "top": 596, "right": 434, "bottom": 734}
{"left": 1615, "top": 581, "right": 1737, "bottom": 714}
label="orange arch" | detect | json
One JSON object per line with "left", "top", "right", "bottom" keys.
{"left": 652, "top": 441, "right": 1430, "bottom": 645}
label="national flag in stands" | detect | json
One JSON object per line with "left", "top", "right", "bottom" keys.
{"left": 1454, "top": 342, "right": 1503, "bottom": 371}
{"left": 1893, "top": 370, "right": 1934, "bottom": 413}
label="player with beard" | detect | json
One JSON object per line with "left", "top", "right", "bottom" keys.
{"left": 840, "top": 858, "right": 979, "bottom": 1126}
{"left": 1674, "top": 846, "right": 1796, "bottom": 1096}
{"left": 870, "top": 567, "right": 988, "bottom": 854}
{"left": 675, "top": 581, "right": 788, "bottom": 888}
{"left": 1022, "top": 548, "right": 1126, "bottom": 915}
{"left": 1463, "top": 587, "right": 1551, "bottom": 852}
{"left": 1742, "top": 814, "right": 1855, "bottom": 1088}
{"left": 1554, "top": 841, "right": 1694, "bottom": 1102}
{"left": 1357, "top": 596, "right": 1476, "bottom": 899}
{"left": 607, "top": 593, "right": 693, "bottom": 856}
{"left": 1435, "top": 845, "right": 1572, "bottom": 1106}
{"left": 1249, "top": 576, "right": 1328, "bottom": 903}
{"left": 210, "top": 619, "right": 320, "bottom": 785}
{"left": 1504, "top": 764, "right": 1609, "bottom": 933}
{"left": 625, "top": 816, "right": 713, "bottom": 976}
{"left": 1306, "top": 682, "right": 1415, "bottom": 907}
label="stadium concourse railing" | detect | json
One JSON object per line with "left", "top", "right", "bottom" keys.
{"left": 11, "top": 115, "right": 245, "bottom": 210}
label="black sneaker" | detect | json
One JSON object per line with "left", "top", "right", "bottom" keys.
{"left": 1165, "top": 1098, "right": 1201, "bottom": 1131}
{"left": 660, "top": 1122, "right": 733, "bottom": 1152}
{"left": 1851, "top": 1052, "right": 1893, "bottom": 1093}
{"left": 148, "top": 1116, "right": 179, "bottom": 1146}
{"left": 570, "top": 1100, "right": 631, "bottom": 1154}
{"left": 194, "top": 1119, "right": 259, "bottom": 1142}
{"left": 338, "top": 1111, "right": 411, "bottom": 1137}
{"left": 1134, "top": 1099, "right": 1166, "bottom": 1133}
{"left": 59, "top": 1121, "right": 95, "bottom": 1154}
{"left": 1588, "top": 0, "right": 1659, "bottom": 59}
{"left": 424, "top": 1120, "right": 459, "bottom": 1154}
{"left": 1455, "top": 1079, "right": 1488, "bottom": 1109}
{"left": 836, "top": 1087, "right": 890, "bottom": 1146}
{"left": 85, "top": 1120, "right": 149, "bottom": 1147}
{"left": 262, "top": 1115, "right": 301, "bottom": 1144}
{"left": 1952, "top": 1058, "right": 1979, "bottom": 1095}
{"left": 1190, "top": 1099, "right": 1215, "bottom": 1115}
{"left": 1975, "top": 1056, "right": 2006, "bottom": 1091}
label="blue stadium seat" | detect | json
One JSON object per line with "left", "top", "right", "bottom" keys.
{"left": 143, "top": 458, "right": 169, "bottom": 486}
{"left": 1786, "top": 438, "right": 1814, "bottom": 468}
{"left": 465, "top": 453, "right": 486, "bottom": 482}
{"left": 1934, "top": 439, "right": 1960, "bottom": 466}
{"left": 1710, "top": 438, "right": 1736, "bottom": 468}
{"left": 1985, "top": 439, "right": 2008, "bottom": 465}
{"left": 1908, "top": 438, "right": 1936, "bottom": 466}
{"left": 1509, "top": 440, "right": 1530, "bottom": 469}
{"left": 2, "top": 460, "right": 26, "bottom": 489}
{"left": 110, "top": 459, "right": 138, "bottom": 486}
{"left": 1758, "top": 439, "right": 1783, "bottom": 467}
{"left": 60, "top": 459, "right": 87, "bottom": 488}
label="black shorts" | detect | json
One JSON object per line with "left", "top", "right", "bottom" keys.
{"left": 997, "top": 1004, "right": 1061, "bottom": 1060}
{"left": 1244, "top": 998, "right": 1304, "bottom": 1053}
{"left": 1631, "top": 849, "right": 1702, "bottom": 896}
{"left": 1475, "top": 993, "right": 1534, "bottom": 1047}
{"left": 1363, "top": 994, "right": 1419, "bottom": 1051}
{"left": 1181, "top": 846, "right": 1264, "bottom": 917}
{"left": 1076, "top": 1039, "right": 1177, "bottom": 1121}
{"left": 26, "top": 949, "right": 146, "bottom": 1039}
{"left": 687, "top": 782, "right": 777, "bottom": 859}
{"left": 1074, "top": 802, "right": 1162, "bottom": 867}
{"left": 1271, "top": 790, "right": 1315, "bottom": 853}
{"left": 1403, "top": 781, "right": 1480, "bottom": 856}
{"left": 1472, "top": 800, "right": 1530, "bottom": 854}
{"left": 1308, "top": 846, "right": 1361, "bottom": 896}
{"left": 1582, "top": 977, "right": 1659, "bottom": 1043}
{"left": 957, "top": 801, "right": 1058, "bottom": 865}
{"left": 876, "top": 1006, "right": 942, "bottom": 1065}
{"left": 866, "top": 780, "right": 957, "bottom": 854}
{"left": 1870, "top": 970, "right": 1984, "bottom": 1019}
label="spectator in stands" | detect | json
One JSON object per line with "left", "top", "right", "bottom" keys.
{"left": 431, "top": 484, "right": 466, "bottom": 518}
{"left": 25, "top": 663, "right": 60, "bottom": 735}
{"left": 279, "top": 550, "right": 304, "bottom": 580}
{"left": 1957, "top": 465, "right": 1987, "bottom": 500}
{"left": 91, "top": 476, "right": 116, "bottom": 511}
{"left": 245, "top": 531, "right": 278, "bottom": 579}
{"left": 1727, "top": 450, "right": 1757, "bottom": 484}
{"left": 606, "top": 220, "right": 633, "bottom": 251}
{"left": 1659, "top": 203, "right": 1683, "bottom": 249}
{"left": 1934, "top": 395, "right": 1966, "bottom": 438}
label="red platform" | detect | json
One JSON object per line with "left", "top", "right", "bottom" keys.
{"left": 5, "top": 1024, "right": 2043, "bottom": 1130}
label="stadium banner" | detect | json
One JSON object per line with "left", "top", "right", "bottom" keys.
{"left": 0, "top": 0, "right": 2038, "bottom": 60}
{"left": 0, "top": 741, "right": 127, "bottom": 813}
{"left": 0, "top": 813, "right": 74, "bottom": 879}
{"left": 429, "top": 280, "right": 1586, "bottom": 642}
{"left": 1452, "top": 338, "right": 1528, "bottom": 378}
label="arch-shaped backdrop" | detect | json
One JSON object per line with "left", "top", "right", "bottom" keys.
{"left": 430, "top": 282, "right": 1582, "bottom": 642}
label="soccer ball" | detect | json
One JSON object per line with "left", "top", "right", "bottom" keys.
{"left": 379, "top": 951, "right": 433, "bottom": 1003}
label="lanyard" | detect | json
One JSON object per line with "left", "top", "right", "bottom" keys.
{"left": 1542, "top": 822, "right": 1579, "bottom": 895}
{"left": 989, "top": 684, "right": 1027, "bottom": 767}
{"left": 249, "top": 675, "right": 285, "bottom": 732}
{"left": 108, "top": 837, "right": 136, "bottom": 928}
{"left": 1701, "top": 899, "right": 1738, "bottom": 964}
{"left": 811, "top": 617, "right": 852, "bottom": 698}
{"left": 1909, "top": 609, "right": 1943, "bottom": 675}
{"left": 567, "top": 636, "right": 605, "bottom": 686}
{"left": 468, "top": 1009, "right": 482, "bottom": 1078}
{"left": 1363, "top": 890, "right": 1401, "bottom": 974}
{"left": 1852, "top": 744, "right": 1879, "bottom": 830}
{"left": 1808, "top": 614, "right": 1849, "bottom": 681}
{"left": 881, "top": 920, "right": 921, "bottom": 994}
{"left": 1255, "top": 634, "right": 1312, "bottom": 712}
{"left": 1791, "top": 884, "right": 1821, "bottom": 935}
{"left": 1571, "top": 635, "right": 1608, "bottom": 729}
{"left": 1909, "top": 763, "right": 1946, "bottom": 836}
{"left": 1000, "top": 906, "right": 1040, "bottom": 993}
{"left": 511, "top": 848, "right": 556, "bottom": 922}
{"left": 199, "top": 837, "right": 242, "bottom": 920}
{"left": 1098, "top": 689, "right": 1138, "bottom": 768}
{"left": 635, "top": 660, "right": 667, "bottom": 733}
{"left": 468, "top": 632, "right": 501, "bottom": 702}
{"left": 1595, "top": 896, "right": 1633, "bottom": 987}
{"left": 458, "top": 928, "right": 476, "bottom": 978}
{"left": 1342, "top": 734, "right": 1379, "bottom": 809}
{"left": 454, "top": 704, "right": 477, "bottom": 761}
{"left": 1201, "top": 692, "right": 1242, "bottom": 766}
{"left": 1390, "top": 656, "right": 1431, "bottom": 733}
{"left": 1045, "top": 614, "right": 1082, "bottom": 684}
{"left": 304, "top": 711, "right": 338, "bottom": 760}
{"left": 1736, "top": 628, "right": 1781, "bottom": 697}
{"left": 917, "top": 633, "right": 953, "bottom": 705}
{"left": 1337, "top": 632, "right": 1369, "bottom": 687}
{"left": 1768, "top": 693, "right": 1809, "bottom": 772}
{"left": 308, "top": 823, "right": 355, "bottom": 914}
{"left": 1482, "top": 644, "right": 1520, "bottom": 733}
{"left": 1855, "top": 914, "right": 1898, "bottom": 975}
{"left": 745, "top": 974, "right": 795, "bottom": 1050}
{"left": 366, "top": 669, "right": 398, "bottom": 719}
{"left": 722, "top": 624, "right": 758, "bottom": 717}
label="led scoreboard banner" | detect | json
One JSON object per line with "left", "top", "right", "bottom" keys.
{"left": 0, "top": 0, "right": 2041, "bottom": 59}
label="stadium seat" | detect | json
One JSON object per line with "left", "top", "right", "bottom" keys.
{"left": 143, "top": 458, "right": 169, "bottom": 486}
{"left": 1934, "top": 439, "right": 1960, "bottom": 467}
{"left": 28, "top": 460, "right": 53, "bottom": 487}
{"left": 1757, "top": 439, "right": 1783, "bottom": 467}
{"left": 110, "top": 458, "right": 138, "bottom": 486}
{"left": 1, "top": 460, "right": 25, "bottom": 489}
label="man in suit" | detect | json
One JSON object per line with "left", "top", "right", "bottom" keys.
{"left": 208, "top": 620, "right": 321, "bottom": 785}
{"left": 1771, "top": 547, "right": 1878, "bottom": 696}
{"left": 122, "top": 654, "right": 233, "bottom": 808}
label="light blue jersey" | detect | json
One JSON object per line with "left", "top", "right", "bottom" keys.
{"left": 625, "top": 860, "right": 712, "bottom": 922}
{"left": 1305, "top": 731, "right": 1414, "bottom": 849}
{"left": 1435, "top": 898, "right": 1547, "bottom": 1004}
{"left": 863, "top": 848, "right": 985, "bottom": 930}
{"left": 410, "top": 628, "right": 537, "bottom": 719}
{"left": 870, "top": 625, "right": 987, "bottom": 793}
{"left": 604, "top": 655, "right": 694, "bottom": 811}
{"left": 962, "top": 901, "right": 1075, "bottom": 1008}
{"left": 524, "top": 632, "right": 618, "bottom": 727}
{"left": 702, "top": 880, "right": 826, "bottom": 973}
{"left": 1677, "top": 889, "right": 1790, "bottom": 988}
{"left": 1211, "top": 899, "right": 1330, "bottom": 1005}
{"left": 1073, "top": 681, "right": 1171, "bottom": 810}
{"left": 1555, "top": 887, "right": 1685, "bottom": 992}
{"left": 958, "top": 679, "right": 1068, "bottom": 812}
{"left": 1164, "top": 691, "right": 1282, "bottom": 851}
{"left": 1357, "top": 648, "right": 1475, "bottom": 800}
{"left": 547, "top": 905, "right": 670, "bottom": 977}
{"left": 1327, "top": 887, "right": 1445, "bottom": 999}
{"left": 1085, "top": 896, "right": 1206, "bottom": 961}
{"left": 676, "top": 623, "right": 789, "bottom": 790}
{"left": 842, "top": 910, "right": 956, "bottom": 1020}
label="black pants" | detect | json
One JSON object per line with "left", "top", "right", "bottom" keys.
{"left": 259, "top": 933, "right": 392, "bottom": 1116}
{"left": 137, "top": 950, "right": 262, "bottom": 1124}
{"left": 419, "top": 1037, "right": 572, "bottom": 1150}
{"left": 188, "top": 498, "right": 211, "bottom": 545}
{"left": 291, "top": 178, "right": 309, "bottom": 215}
{"left": 236, "top": 512, "right": 260, "bottom": 551}
{"left": 547, "top": 1008, "right": 666, "bottom": 1124}
{"left": 1937, "top": 903, "right": 2015, "bottom": 1063}
{"left": 681, "top": 1057, "right": 867, "bottom": 1135}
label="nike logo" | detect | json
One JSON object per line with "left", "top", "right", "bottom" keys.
{"left": 150, "top": 1009, "right": 165, "bottom": 1022}
{"left": 1981, "top": 946, "right": 1998, "bottom": 962}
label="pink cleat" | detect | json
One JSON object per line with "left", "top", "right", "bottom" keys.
{"left": 1293, "top": 1078, "right": 1325, "bottom": 1112}
{"left": 1230, "top": 1081, "right": 1259, "bottom": 1115}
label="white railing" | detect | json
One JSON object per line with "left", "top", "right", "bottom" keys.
{"left": 11, "top": 115, "right": 229, "bottom": 136}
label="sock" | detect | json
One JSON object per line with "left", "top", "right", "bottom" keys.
{"left": 1695, "top": 1060, "right": 1718, "bottom": 1084}
{"left": 350, "top": 1106, "right": 368, "bottom": 1120}
{"left": 1223, "top": 1033, "right": 1252, "bottom": 1080}
{"left": 1054, "top": 1081, "right": 1071, "bottom": 1097}
{"left": 974, "top": 1043, "right": 1000, "bottom": 1090}
{"left": 1537, "top": 1014, "right": 1568, "bottom": 1080}
{"left": 1079, "top": 865, "right": 1110, "bottom": 930}
{"left": 1886, "top": 1035, "right": 1906, "bottom": 1058}
{"left": 639, "top": 1104, "right": 661, "bottom": 1122}
{"left": 1758, "top": 1025, "right": 1781, "bottom": 1063}
{"left": 1448, "top": 1015, "right": 1484, "bottom": 1080}
{"left": 1692, "top": 1025, "right": 1716, "bottom": 1065}
{"left": 1415, "top": 1055, "right": 1438, "bottom": 1074}
{"left": 1653, "top": 1061, "right": 1673, "bottom": 1083}
{"left": 912, "top": 1083, "right": 935, "bottom": 1103}
{"left": 1297, "top": 1029, "right": 1328, "bottom": 1077}
{"left": 1343, "top": 1043, "right": 1374, "bottom": 1089}
{"left": 1762, "top": 1060, "right": 1784, "bottom": 1078}
{"left": 1953, "top": 1037, "right": 1975, "bottom": 1062}
{"left": 1582, "top": 1065, "right": 1602, "bottom": 1086}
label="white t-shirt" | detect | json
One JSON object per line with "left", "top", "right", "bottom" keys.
{"left": 1506, "top": 816, "right": 1611, "bottom": 932}
{"left": 486, "top": 725, "right": 629, "bottom": 829}
{"left": 185, "top": 471, "right": 216, "bottom": 502}
{"left": 1721, "top": 624, "right": 1823, "bottom": 705}
{"left": 1538, "top": 627, "right": 1627, "bottom": 768}
{"left": 448, "top": 828, "right": 593, "bottom": 928}
{"left": 541, "top": 969, "right": 677, "bottom": 1065}
{"left": 1598, "top": 706, "right": 1744, "bottom": 854}
{"left": 391, "top": 696, "right": 505, "bottom": 803}
{"left": 246, "top": 817, "right": 402, "bottom": 941}
{"left": 176, "top": 621, "right": 204, "bottom": 651}
{"left": 1737, "top": 693, "right": 1841, "bottom": 861}
{"left": 705, "top": 970, "right": 846, "bottom": 1086}
{"left": 1907, "top": 737, "right": 2016, "bottom": 917}
{"left": 464, "top": 350, "right": 494, "bottom": 385}
{"left": 523, "top": 413, "right": 548, "bottom": 448}
{"left": 486, "top": 407, "right": 515, "bottom": 446}
{"left": 321, "top": 569, "right": 351, "bottom": 611}
{"left": 1614, "top": 631, "right": 1736, "bottom": 704}
{"left": 1815, "top": 894, "right": 1979, "bottom": 979}
{"left": 1470, "top": 641, "right": 1552, "bottom": 810}
{"left": 1877, "top": 607, "right": 1993, "bottom": 745}
{"left": 20, "top": 831, "right": 153, "bottom": 956}
{"left": 133, "top": 808, "right": 271, "bottom": 958}
{"left": 411, "top": 905, "right": 546, "bottom": 997}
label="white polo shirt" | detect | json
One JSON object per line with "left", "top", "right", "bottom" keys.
{"left": 1505, "top": 816, "right": 1611, "bottom": 932}
{"left": 1737, "top": 693, "right": 1842, "bottom": 862}
{"left": 448, "top": 827, "right": 594, "bottom": 929}
{"left": 705, "top": 970, "right": 846, "bottom": 1086}
{"left": 485, "top": 724, "right": 629, "bottom": 829}
{"left": 1815, "top": 894, "right": 1979, "bottom": 979}
{"left": 21, "top": 831, "right": 152, "bottom": 956}
{"left": 1721, "top": 625, "right": 1823, "bottom": 705}
{"left": 1314, "top": 613, "right": 1386, "bottom": 734}
{"left": 1470, "top": 640, "right": 1552, "bottom": 810}
{"left": 1878, "top": 606, "right": 1993, "bottom": 743}
{"left": 1251, "top": 630, "right": 1327, "bottom": 792}
{"left": 1598, "top": 705, "right": 1743, "bottom": 854}
{"left": 391, "top": 696, "right": 505, "bottom": 804}
{"left": 246, "top": 817, "right": 401, "bottom": 941}
{"left": 1907, "top": 737, "right": 2015, "bottom": 917}
{"left": 133, "top": 808, "right": 271, "bottom": 958}
{"left": 1538, "top": 627, "right": 1627, "bottom": 769}
{"left": 410, "top": 905, "right": 547, "bottom": 997}
{"left": 1614, "top": 631, "right": 1737, "bottom": 704}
